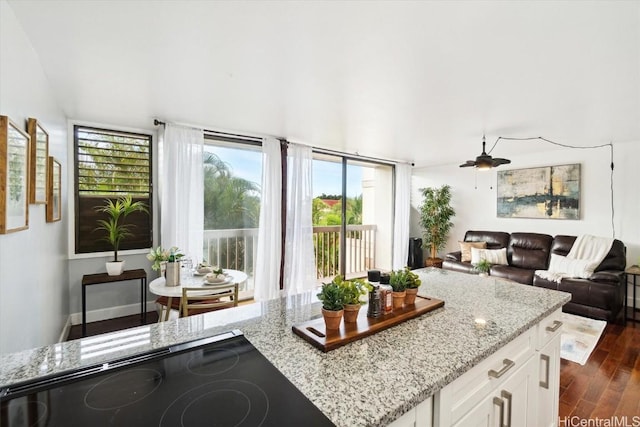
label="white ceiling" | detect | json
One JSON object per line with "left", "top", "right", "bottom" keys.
{"left": 6, "top": 0, "right": 640, "bottom": 166}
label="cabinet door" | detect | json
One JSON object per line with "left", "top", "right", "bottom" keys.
{"left": 451, "top": 395, "right": 495, "bottom": 427}
{"left": 494, "top": 354, "right": 538, "bottom": 427}
{"left": 538, "top": 334, "right": 561, "bottom": 427}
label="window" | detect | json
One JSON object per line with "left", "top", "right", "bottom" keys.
{"left": 74, "top": 125, "right": 152, "bottom": 254}
{"left": 312, "top": 153, "right": 393, "bottom": 280}
{"left": 202, "top": 136, "right": 262, "bottom": 293}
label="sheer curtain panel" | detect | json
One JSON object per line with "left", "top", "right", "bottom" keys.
{"left": 159, "top": 124, "right": 204, "bottom": 263}
{"left": 392, "top": 163, "right": 412, "bottom": 270}
{"left": 253, "top": 138, "right": 283, "bottom": 301}
{"left": 283, "top": 143, "right": 316, "bottom": 296}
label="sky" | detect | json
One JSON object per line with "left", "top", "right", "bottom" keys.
{"left": 206, "top": 145, "right": 363, "bottom": 197}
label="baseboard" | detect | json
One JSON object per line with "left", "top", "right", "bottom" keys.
{"left": 70, "top": 301, "right": 158, "bottom": 325}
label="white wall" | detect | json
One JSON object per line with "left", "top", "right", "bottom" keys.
{"left": 0, "top": 0, "right": 69, "bottom": 354}
{"left": 410, "top": 141, "right": 640, "bottom": 304}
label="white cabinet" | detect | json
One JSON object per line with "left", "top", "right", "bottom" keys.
{"left": 537, "top": 309, "right": 563, "bottom": 427}
{"left": 434, "top": 310, "right": 562, "bottom": 427}
{"left": 388, "top": 397, "right": 433, "bottom": 427}
{"left": 451, "top": 355, "right": 537, "bottom": 427}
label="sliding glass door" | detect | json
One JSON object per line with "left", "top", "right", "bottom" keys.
{"left": 312, "top": 153, "right": 393, "bottom": 280}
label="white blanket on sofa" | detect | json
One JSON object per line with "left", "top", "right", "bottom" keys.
{"left": 535, "top": 234, "right": 613, "bottom": 283}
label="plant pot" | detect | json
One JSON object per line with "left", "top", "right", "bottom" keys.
{"left": 343, "top": 303, "right": 361, "bottom": 323}
{"left": 106, "top": 260, "right": 125, "bottom": 276}
{"left": 405, "top": 288, "right": 419, "bottom": 305}
{"left": 425, "top": 257, "right": 443, "bottom": 268}
{"left": 165, "top": 261, "right": 181, "bottom": 287}
{"left": 392, "top": 291, "right": 406, "bottom": 310}
{"left": 321, "top": 308, "right": 343, "bottom": 330}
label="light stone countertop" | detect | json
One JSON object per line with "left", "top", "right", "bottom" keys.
{"left": 0, "top": 268, "right": 570, "bottom": 426}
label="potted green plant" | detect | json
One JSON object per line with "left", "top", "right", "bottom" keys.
{"left": 404, "top": 267, "right": 422, "bottom": 305}
{"left": 389, "top": 269, "right": 409, "bottom": 310}
{"left": 95, "top": 195, "right": 148, "bottom": 276}
{"left": 336, "top": 275, "right": 372, "bottom": 323}
{"left": 317, "top": 280, "right": 346, "bottom": 330}
{"left": 474, "top": 259, "right": 491, "bottom": 277}
{"left": 419, "top": 185, "right": 455, "bottom": 268}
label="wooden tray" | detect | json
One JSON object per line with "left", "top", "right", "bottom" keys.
{"left": 292, "top": 295, "right": 444, "bottom": 352}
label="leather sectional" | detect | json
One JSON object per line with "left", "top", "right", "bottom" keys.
{"left": 443, "top": 230, "right": 627, "bottom": 322}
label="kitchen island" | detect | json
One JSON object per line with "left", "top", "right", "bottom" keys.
{"left": 0, "top": 268, "right": 570, "bottom": 426}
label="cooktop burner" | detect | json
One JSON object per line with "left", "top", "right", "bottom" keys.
{"left": 1, "top": 331, "right": 335, "bottom": 427}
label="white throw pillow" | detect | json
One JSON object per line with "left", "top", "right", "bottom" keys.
{"left": 471, "top": 247, "right": 508, "bottom": 265}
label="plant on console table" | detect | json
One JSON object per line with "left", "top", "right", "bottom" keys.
{"left": 95, "top": 195, "right": 148, "bottom": 276}
{"left": 389, "top": 269, "right": 409, "bottom": 310}
{"left": 317, "top": 281, "right": 346, "bottom": 330}
{"left": 336, "top": 275, "right": 372, "bottom": 323}
{"left": 403, "top": 267, "right": 422, "bottom": 305}
{"left": 419, "top": 185, "right": 455, "bottom": 268}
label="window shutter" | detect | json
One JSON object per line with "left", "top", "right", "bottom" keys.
{"left": 74, "top": 126, "right": 152, "bottom": 254}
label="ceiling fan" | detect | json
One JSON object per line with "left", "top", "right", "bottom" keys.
{"left": 459, "top": 136, "right": 511, "bottom": 169}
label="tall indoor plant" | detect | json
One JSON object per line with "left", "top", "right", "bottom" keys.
{"left": 95, "top": 195, "right": 148, "bottom": 275}
{"left": 419, "top": 185, "right": 455, "bottom": 267}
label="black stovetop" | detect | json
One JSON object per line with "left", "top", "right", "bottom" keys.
{"left": 0, "top": 331, "right": 335, "bottom": 427}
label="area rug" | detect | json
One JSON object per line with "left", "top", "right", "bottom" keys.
{"left": 560, "top": 312, "right": 606, "bottom": 365}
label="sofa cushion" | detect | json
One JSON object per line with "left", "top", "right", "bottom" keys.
{"left": 551, "top": 235, "right": 626, "bottom": 272}
{"left": 471, "top": 247, "right": 508, "bottom": 265}
{"left": 463, "top": 230, "right": 510, "bottom": 250}
{"left": 459, "top": 241, "right": 486, "bottom": 262}
{"left": 509, "top": 232, "right": 553, "bottom": 270}
{"left": 490, "top": 265, "right": 536, "bottom": 285}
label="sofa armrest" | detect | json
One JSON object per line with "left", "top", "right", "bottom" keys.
{"left": 589, "top": 270, "right": 625, "bottom": 285}
{"left": 445, "top": 251, "right": 462, "bottom": 262}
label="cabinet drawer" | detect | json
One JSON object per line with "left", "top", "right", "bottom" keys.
{"left": 436, "top": 327, "right": 535, "bottom": 425}
{"left": 537, "top": 309, "right": 563, "bottom": 350}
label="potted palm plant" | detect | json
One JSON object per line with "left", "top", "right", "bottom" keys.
{"left": 317, "top": 281, "right": 346, "bottom": 330}
{"left": 419, "top": 185, "right": 455, "bottom": 267}
{"left": 403, "top": 267, "right": 422, "bottom": 305}
{"left": 95, "top": 195, "right": 148, "bottom": 276}
{"left": 335, "top": 275, "right": 371, "bottom": 323}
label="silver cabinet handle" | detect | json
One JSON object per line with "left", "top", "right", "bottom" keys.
{"left": 501, "top": 390, "right": 512, "bottom": 427}
{"left": 540, "top": 354, "right": 550, "bottom": 389}
{"left": 545, "top": 320, "right": 563, "bottom": 332}
{"left": 488, "top": 358, "right": 515, "bottom": 379}
{"left": 493, "top": 396, "right": 505, "bottom": 427}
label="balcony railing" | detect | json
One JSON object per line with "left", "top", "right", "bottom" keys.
{"left": 203, "top": 224, "right": 377, "bottom": 291}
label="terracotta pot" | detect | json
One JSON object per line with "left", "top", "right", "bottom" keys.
{"left": 343, "top": 303, "right": 361, "bottom": 323}
{"left": 405, "top": 288, "right": 419, "bottom": 305}
{"left": 392, "top": 291, "right": 406, "bottom": 310}
{"left": 322, "top": 308, "right": 344, "bottom": 330}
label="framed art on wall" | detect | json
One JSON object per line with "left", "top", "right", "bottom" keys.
{"left": 27, "top": 118, "right": 49, "bottom": 204}
{"left": 46, "top": 156, "right": 61, "bottom": 222}
{"left": 497, "top": 163, "right": 581, "bottom": 220}
{"left": 0, "top": 115, "right": 30, "bottom": 233}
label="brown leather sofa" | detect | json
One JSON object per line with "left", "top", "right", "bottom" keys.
{"left": 443, "top": 230, "right": 627, "bottom": 322}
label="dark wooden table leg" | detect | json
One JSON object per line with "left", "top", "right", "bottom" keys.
{"left": 82, "top": 284, "right": 87, "bottom": 337}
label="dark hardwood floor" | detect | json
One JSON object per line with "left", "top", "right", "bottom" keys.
{"left": 68, "top": 311, "right": 640, "bottom": 419}
{"left": 559, "top": 318, "right": 640, "bottom": 420}
{"left": 66, "top": 311, "right": 159, "bottom": 341}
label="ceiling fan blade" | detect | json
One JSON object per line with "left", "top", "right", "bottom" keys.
{"left": 491, "top": 158, "right": 511, "bottom": 166}
{"left": 459, "top": 161, "right": 476, "bottom": 168}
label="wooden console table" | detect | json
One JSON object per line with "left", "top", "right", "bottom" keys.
{"left": 81, "top": 269, "right": 147, "bottom": 337}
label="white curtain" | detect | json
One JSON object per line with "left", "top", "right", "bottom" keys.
{"left": 159, "top": 124, "right": 204, "bottom": 263}
{"left": 392, "top": 163, "right": 412, "bottom": 270}
{"left": 253, "top": 138, "right": 283, "bottom": 301}
{"left": 283, "top": 143, "right": 316, "bottom": 296}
